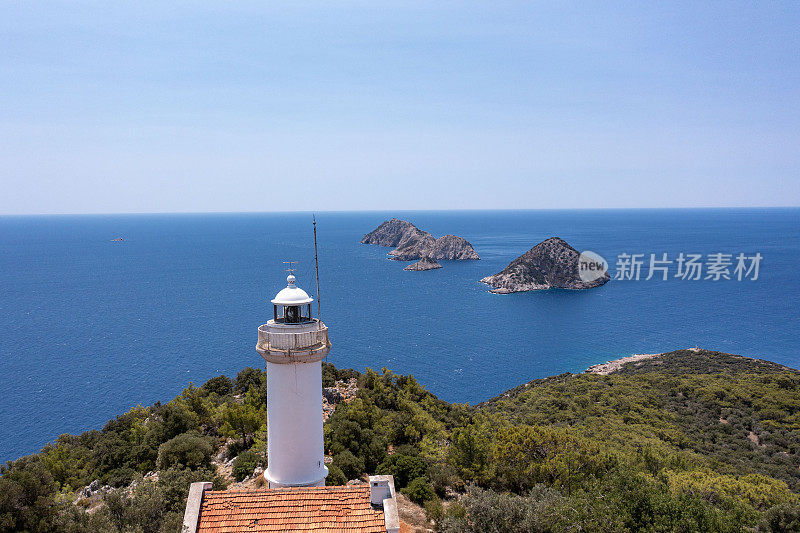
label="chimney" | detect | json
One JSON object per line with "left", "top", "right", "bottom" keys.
{"left": 369, "top": 475, "right": 399, "bottom": 533}
{"left": 369, "top": 475, "right": 392, "bottom": 505}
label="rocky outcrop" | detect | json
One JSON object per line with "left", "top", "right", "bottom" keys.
{"left": 480, "top": 237, "right": 609, "bottom": 293}
{"left": 322, "top": 378, "right": 358, "bottom": 421}
{"left": 388, "top": 230, "right": 436, "bottom": 261}
{"left": 361, "top": 218, "right": 419, "bottom": 247}
{"left": 362, "top": 219, "right": 480, "bottom": 265}
{"left": 404, "top": 257, "right": 443, "bottom": 271}
{"left": 429, "top": 235, "right": 480, "bottom": 260}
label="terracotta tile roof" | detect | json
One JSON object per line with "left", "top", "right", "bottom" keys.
{"left": 196, "top": 485, "right": 387, "bottom": 533}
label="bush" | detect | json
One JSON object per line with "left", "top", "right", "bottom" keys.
{"left": 103, "top": 466, "right": 139, "bottom": 488}
{"left": 332, "top": 449, "right": 364, "bottom": 481}
{"left": 401, "top": 476, "right": 437, "bottom": 505}
{"left": 98, "top": 465, "right": 228, "bottom": 533}
{"left": 235, "top": 368, "right": 262, "bottom": 394}
{"left": 377, "top": 453, "right": 427, "bottom": 489}
{"left": 322, "top": 362, "right": 360, "bottom": 387}
{"left": 439, "top": 485, "right": 563, "bottom": 533}
{"left": 0, "top": 457, "right": 59, "bottom": 532}
{"left": 424, "top": 497, "right": 444, "bottom": 524}
{"left": 160, "top": 403, "right": 197, "bottom": 441}
{"left": 761, "top": 503, "right": 800, "bottom": 532}
{"left": 232, "top": 451, "right": 261, "bottom": 482}
{"left": 202, "top": 375, "right": 233, "bottom": 396}
{"left": 157, "top": 432, "right": 214, "bottom": 470}
{"left": 326, "top": 465, "right": 348, "bottom": 486}
{"left": 428, "top": 462, "right": 458, "bottom": 496}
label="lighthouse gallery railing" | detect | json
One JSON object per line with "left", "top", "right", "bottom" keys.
{"left": 256, "top": 323, "right": 330, "bottom": 359}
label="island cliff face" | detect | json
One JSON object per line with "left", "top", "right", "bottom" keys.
{"left": 361, "top": 219, "right": 479, "bottom": 262}
{"left": 480, "top": 237, "right": 609, "bottom": 293}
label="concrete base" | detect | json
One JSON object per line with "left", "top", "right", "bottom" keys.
{"left": 265, "top": 467, "right": 327, "bottom": 489}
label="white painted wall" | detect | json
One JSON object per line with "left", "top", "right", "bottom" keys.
{"left": 264, "top": 359, "right": 328, "bottom": 487}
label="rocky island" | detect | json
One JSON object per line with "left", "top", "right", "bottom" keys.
{"left": 481, "top": 236, "right": 609, "bottom": 293}
{"left": 361, "top": 218, "right": 479, "bottom": 267}
{"left": 404, "top": 257, "right": 442, "bottom": 271}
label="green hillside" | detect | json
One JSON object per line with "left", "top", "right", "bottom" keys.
{"left": 2, "top": 350, "right": 800, "bottom": 532}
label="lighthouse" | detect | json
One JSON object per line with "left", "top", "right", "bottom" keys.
{"left": 256, "top": 271, "right": 331, "bottom": 488}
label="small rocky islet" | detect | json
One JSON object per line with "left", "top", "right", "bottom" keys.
{"left": 404, "top": 257, "right": 443, "bottom": 271}
{"left": 481, "top": 236, "right": 610, "bottom": 293}
{"left": 361, "top": 219, "right": 479, "bottom": 271}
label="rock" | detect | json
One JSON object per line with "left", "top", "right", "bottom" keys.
{"left": 404, "top": 257, "right": 443, "bottom": 271}
{"left": 89, "top": 479, "right": 100, "bottom": 492}
{"left": 388, "top": 232, "right": 436, "bottom": 261}
{"left": 323, "top": 378, "right": 359, "bottom": 421}
{"left": 253, "top": 466, "right": 264, "bottom": 477}
{"left": 81, "top": 486, "right": 92, "bottom": 498}
{"left": 322, "top": 387, "right": 344, "bottom": 404}
{"left": 428, "top": 235, "right": 480, "bottom": 260}
{"left": 360, "top": 218, "right": 419, "bottom": 247}
{"left": 480, "top": 237, "right": 609, "bottom": 293}
{"left": 362, "top": 219, "right": 479, "bottom": 264}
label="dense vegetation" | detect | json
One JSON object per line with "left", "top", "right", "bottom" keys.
{"left": 2, "top": 350, "right": 800, "bottom": 532}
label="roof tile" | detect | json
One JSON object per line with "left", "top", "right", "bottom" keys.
{"left": 196, "top": 485, "right": 386, "bottom": 533}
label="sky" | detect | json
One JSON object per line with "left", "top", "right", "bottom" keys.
{"left": 1, "top": 2, "right": 799, "bottom": 214}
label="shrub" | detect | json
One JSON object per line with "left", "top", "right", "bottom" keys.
{"left": 202, "top": 375, "right": 233, "bottom": 396}
{"left": 157, "top": 432, "right": 214, "bottom": 470}
{"left": 332, "top": 449, "right": 364, "bottom": 481}
{"left": 401, "top": 476, "right": 436, "bottom": 505}
{"left": 427, "top": 462, "right": 458, "bottom": 496}
{"left": 761, "top": 502, "right": 800, "bottom": 532}
{"left": 103, "top": 466, "right": 138, "bottom": 488}
{"left": 0, "top": 457, "right": 59, "bottom": 532}
{"left": 220, "top": 403, "right": 263, "bottom": 449}
{"left": 326, "top": 465, "right": 348, "bottom": 486}
{"left": 377, "top": 453, "right": 427, "bottom": 489}
{"left": 322, "top": 362, "right": 360, "bottom": 387}
{"left": 232, "top": 451, "right": 261, "bottom": 482}
{"left": 439, "top": 485, "right": 563, "bottom": 533}
{"left": 235, "top": 368, "right": 262, "bottom": 394}
{"left": 424, "top": 497, "right": 444, "bottom": 524}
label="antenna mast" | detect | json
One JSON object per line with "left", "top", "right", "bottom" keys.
{"left": 313, "top": 215, "right": 321, "bottom": 327}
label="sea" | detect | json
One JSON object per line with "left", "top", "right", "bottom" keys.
{"left": 1, "top": 208, "right": 799, "bottom": 463}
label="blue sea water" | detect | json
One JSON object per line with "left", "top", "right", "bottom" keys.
{"left": 1, "top": 208, "right": 799, "bottom": 462}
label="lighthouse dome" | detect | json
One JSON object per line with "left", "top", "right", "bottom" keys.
{"left": 271, "top": 274, "right": 314, "bottom": 305}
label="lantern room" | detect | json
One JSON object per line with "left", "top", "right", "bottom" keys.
{"left": 270, "top": 274, "right": 314, "bottom": 324}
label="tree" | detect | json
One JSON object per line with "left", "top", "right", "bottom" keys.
{"left": 159, "top": 403, "right": 197, "bottom": 441}
{"left": 0, "top": 457, "right": 59, "bottom": 533}
{"left": 156, "top": 432, "right": 214, "bottom": 470}
{"left": 232, "top": 451, "right": 261, "bottom": 482}
{"left": 220, "top": 403, "right": 263, "bottom": 449}
{"left": 377, "top": 453, "right": 427, "bottom": 489}
{"left": 448, "top": 423, "right": 490, "bottom": 484}
{"left": 202, "top": 375, "right": 233, "bottom": 396}
{"left": 401, "top": 477, "right": 437, "bottom": 505}
{"left": 235, "top": 368, "right": 263, "bottom": 394}
{"left": 326, "top": 465, "right": 347, "bottom": 486}
{"left": 332, "top": 450, "right": 364, "bottom": 480}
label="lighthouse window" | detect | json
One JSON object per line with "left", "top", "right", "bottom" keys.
{"left": 285, "top": 305, "right": 300, "bottom": 323}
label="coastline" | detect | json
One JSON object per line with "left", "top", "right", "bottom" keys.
{"left": 585, "top": 347, "right": 701, "bottom": 375}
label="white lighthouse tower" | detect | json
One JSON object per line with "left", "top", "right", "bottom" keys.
{"left": 256, "top": 271, "right": 331, "bottom": 488}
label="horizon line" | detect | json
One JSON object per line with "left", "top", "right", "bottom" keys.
{"left": 1, "top": 205, "right": 799, "bottom": 217}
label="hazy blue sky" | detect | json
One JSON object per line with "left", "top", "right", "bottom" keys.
{"left": 1, "top": 2, "right": 798, "bottom": 214}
